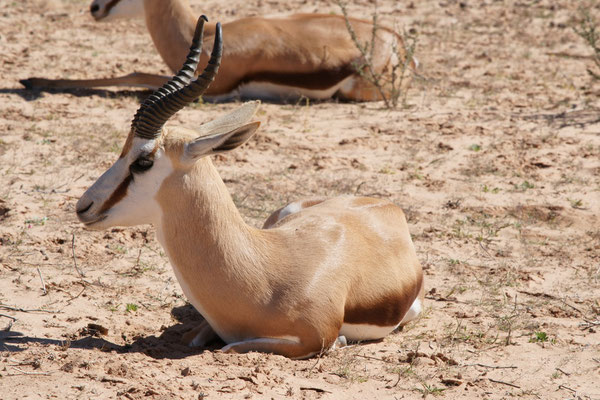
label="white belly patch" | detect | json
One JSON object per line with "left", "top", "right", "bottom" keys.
{"left": 400, "top": 298, "right": 422, "bottom": 325}
{"left": 339, "top": 322, "right": 399, "bottom": 341}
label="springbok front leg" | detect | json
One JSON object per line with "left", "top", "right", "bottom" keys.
{"left": 20, "top": 72, "right": 170, "bottom": 90}
{"left": 181, "top": 319, "right": 219, "bottom": 347}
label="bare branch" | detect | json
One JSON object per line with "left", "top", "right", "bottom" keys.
{"left": 336, "top": 0, "right": 418, "bottom": 109}
{"left": 488, "top": 378, "right": 521, "bottom": 388}
{"left": 71, "top": 233, "right": 86, "bottom": 278}
{"left": 37, "top": 267, "right": 47, "bottom": 296}
{"left": 574, "top": 7, "right": 600, "bottom": 80}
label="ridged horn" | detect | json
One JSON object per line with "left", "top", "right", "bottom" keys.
{"left": 132, "top": 16, "right": 223, "bottom": 140}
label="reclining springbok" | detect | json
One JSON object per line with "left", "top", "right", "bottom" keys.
{"left": 21, "top": 0, "right": 415, "bottom": 102}
{"left": 75, "top": 16, "right": 424, "bottom": 358}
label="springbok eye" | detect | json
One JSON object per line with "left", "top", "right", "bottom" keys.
{"left": 130, "top": 156, "right": 154, "bottom": 174}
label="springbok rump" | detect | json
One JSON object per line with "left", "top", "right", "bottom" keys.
{"left": 75, "top": 16, "right": 424, "bottom": 359}
{"left": 21, "top": 0, "right": 416, "bottom": 102}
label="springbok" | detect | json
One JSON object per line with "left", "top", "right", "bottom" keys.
{"left": 75, "top": 17, "right": 424, "bottom": 359}
{"left": 21, "top": 0, "right": 416, "bottom": 102}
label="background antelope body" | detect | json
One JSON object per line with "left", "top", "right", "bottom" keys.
{"left": 75, "top": 17, "right": 424, "bottom": 359}
{"left": 21, "top": 0, "right": 415, "bottom": 102}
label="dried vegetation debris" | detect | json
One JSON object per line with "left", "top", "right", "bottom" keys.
{"left": 0, "top": 0, "right": 599, "bottom": 399}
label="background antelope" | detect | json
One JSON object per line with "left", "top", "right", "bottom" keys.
{"left": 21, "top": 0, "right": 416, "bottom": 102}
{"left": 75, "top": 17, "right": 423, "bottom": 358}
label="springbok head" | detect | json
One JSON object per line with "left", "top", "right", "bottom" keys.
{"left": 89, "top": 0, "right": 144, "bottom": 21}
{"left": 76, "top": 17, "right": 261, "bottom": 230}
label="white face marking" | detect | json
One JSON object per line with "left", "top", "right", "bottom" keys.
{"left": 90, "top": 0, "right": 144, "bottom": 22}
{"left": 76, "top": 137, "right": 173, "bottom": 230}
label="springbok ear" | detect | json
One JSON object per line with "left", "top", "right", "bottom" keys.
{"left": 197, "top": 101, "right": 261, "bottom": 136}
{"left": 183, "top": 121, "right": 261, "bottom": 161}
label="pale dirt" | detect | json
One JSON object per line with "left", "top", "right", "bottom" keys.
{"left": 1, "top": 0, "right": 599, "bottom": 399}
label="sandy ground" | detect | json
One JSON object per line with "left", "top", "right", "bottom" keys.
{"left": 1, "top": 0, "right": 599, "bottom": 399}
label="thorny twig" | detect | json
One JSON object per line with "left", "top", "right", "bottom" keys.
{"left": 579, "top": 319, "right": 600, "bottom": 330}
{"left": 488, "top": 378, "right": 520, "bottom": 388}
{"left": 71, "top": 233, "right": 86, "bottom": 278}
{"left": 355, "top": 354, "right": 392, "bottom": 363}
{"left": 337, "top": 0, "right": 389, "bottom": 107}
{"left": 561, "top": 299, "right": 583, "bottom": 315}
{"left": 558, "top": 384, "right": 577, "bottom": 393}
{"left": 37, "top": 267, "right": 47, "bottom": 295}
{"left": 574, "top": 7, "right": 600, "bottom": 80}
{"left": 9, "top": 367, "right": 55, "bottom": 376}
{"left": 49, "top": 283, "right": 86, "bottom": 304}
{"left": 0, "top": 304, "right": 60, "bottom": 314}
{"left": 478, "top": 241, "right": 494, "bottom": 258}
{"left": 0, "top": 313, "right": 17, "bottom": 331}
{"left": 466, "top": 363, "right": 517, "bottom": 369}
{"left": 336, "top": 0, "right": 417, "bottom": 109}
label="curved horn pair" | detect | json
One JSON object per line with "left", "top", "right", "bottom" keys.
{"left": 132, "top": 16, "right": 223, "bottom": 140}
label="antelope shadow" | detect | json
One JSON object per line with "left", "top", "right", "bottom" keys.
{"left": 0, "top": 86, "right": 152, "bottom": 102}
{"left": 0, "top": 304, "right": 225, "bottom": 360}
{"left": 3, "top": 85, "right": 340, "bottom": 105}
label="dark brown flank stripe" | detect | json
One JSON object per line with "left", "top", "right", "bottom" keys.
{"left": 239, "top": 64, "right": 358, "bottom": 91}
{"left": 99, "top": 173, "right": 133, "bottom": 213}
{"left": 104, "top": 0, "right": 122, "bottom": 15}
{"left": 344, "top": 272, "right": 423, "bottom": 327}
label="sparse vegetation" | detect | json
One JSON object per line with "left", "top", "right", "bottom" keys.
{"left": 24, "top": 216, "right": 48, "bottom": 226}
{"left": 1, "top": 0, "right": 598, "bottom": 399}
{"left": 530, "top": 331, "right": 549, "bottom": 343}
{"left": 482, "top": 184, "right": 501, "bottom": 193}
{"left": 574, "top": 7, "right": 600, "bottom": 80}
{"left": 569, "top": 198, "right": 584, "bottom": 209}
{"left": 416, "top": 383, "right": 445, "bottom": 396}
{"left": 513, "top": 181, "right": 535, "bottom": 191}
{"left": 337, "top": 0, "right": 418, "bottom": 108}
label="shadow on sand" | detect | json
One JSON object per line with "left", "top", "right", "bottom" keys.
{"left": 1, "top": 84, "right": 343, "bottom": 105}
{"left": 0, "top": 304, "right": 225, "bottom": 360}
{"left": 0, "top": 86, "right": 153, "bottom": 102}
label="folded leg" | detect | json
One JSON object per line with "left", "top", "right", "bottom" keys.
{"left": 181, "top": 319, "right": 219, "bottom": 347}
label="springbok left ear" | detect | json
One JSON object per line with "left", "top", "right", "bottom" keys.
{"left": 183, "top": 121, "right": 261, "bottom": 161}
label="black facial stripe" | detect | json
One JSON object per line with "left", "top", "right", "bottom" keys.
{"left": 99, "top": 173, "right": 133, "bottom": 213}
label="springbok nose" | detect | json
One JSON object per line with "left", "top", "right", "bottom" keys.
{"left": 90, "top": 3, "right": 100, "bottom": 14}
{"left": 76, "top": 200, "right": 93, "bottom": 215}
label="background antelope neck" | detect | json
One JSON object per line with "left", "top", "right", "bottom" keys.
{"left": 143, "top": 0, "right": 204, "bottom": 73}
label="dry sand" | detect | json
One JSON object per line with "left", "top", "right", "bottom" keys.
{"left": 0, "top": 0, "right": 599, "bottom": 399}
